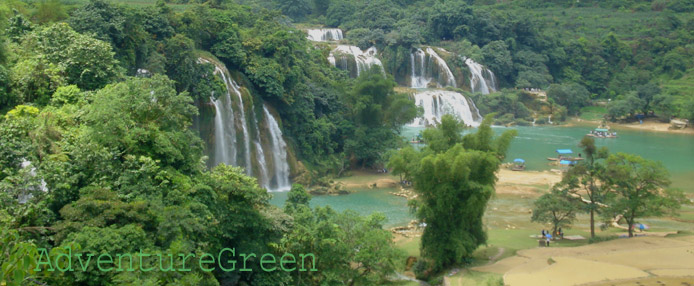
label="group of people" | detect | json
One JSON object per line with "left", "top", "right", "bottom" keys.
{"left": 540, "top": 228, "right": 564, "bottom": 246}
{"left": 589, "top": 130, "right": 617, "bottom": 137}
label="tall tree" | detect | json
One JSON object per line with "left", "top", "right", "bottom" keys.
{"left": 601, "top": 153, "right": 685, "bottom": 237}
{"left": 409, "top": 115, "right": 516, "bottom": 275}
{"left": 561, "top": 136, "right": 609, "bottom": 238}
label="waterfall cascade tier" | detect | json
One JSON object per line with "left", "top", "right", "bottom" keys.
{"left": 409, "top": 90, "right": 482, "bottom": 127}
{"left": 464, "top": 57, "right": 497, "bottom": 94}
{"left": 328, "top": 45, "right": 383, "bottom": 77}
{"left": 306, "top": 28, "right": 344, "bottom": 42}
{"left": 410, "top": 47, "right": 457, "bottom": 88}
{"left": 201, "top": 58, "right": 291, "bottom": 192}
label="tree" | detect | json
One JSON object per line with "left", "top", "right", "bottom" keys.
{"left": 277, "top": 0, "right": 311, "bottom": 20}
{"left": 531, "top": 188, "right": 580, "bottom": 237}
{"left": 601, "top": 153, "right": 685, "bottom": 237}
{"left": 32, "top": 0, "right": 67, "bottom": 24}
{"left": 427, "top": 1, "right": 473, "bottom": 40}
{"left": 386, "top": 144, "right": 420, "bottom": 183}
{"left": 635, "top": 83, "right": 660, "bottom": 113}
{"left": 343, "top": 68, "right": 417, "bottom": 167}
{"left": 547, "top": 83, "right": 590, "bottom": 115}
{"left": 282, "top": 185, "right": 403, "bottom": 285}
{"left": 409, "top": 115, "right": 516, "bottom": 275}
{"left": 26, "top": 23, "right": 121, "bottom": 90}
{"left": 83, "top": 75, "right": 202, "bottom": 173}
{"left": 607, "top": 94, "right": 644, "bottom": 120}
{"left": 482, "top": 40, "right": 513, "bottom": 82}
{"left": 560, "top": 136, "right": 609, "bottom": 238}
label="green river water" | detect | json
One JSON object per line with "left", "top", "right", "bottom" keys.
{"left": 271, "top": 124, "right": 694, "bottom": 227}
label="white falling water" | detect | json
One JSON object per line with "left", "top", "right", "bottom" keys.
{"left": 17, "top": 159, "right": 48, "bottom": 204}
{"left": 464, "top": 57, "right": 497, "bottom": 94}
{"left": 410, "top": 47, "right": 457, "bottom": 88}
{"left": 410, "top": 49, "right": 431, "bottom": 88}
{"left": 213, "top": 64, "right": 253, "bottom": 175}
{"left": 306, "top": 28, "right": 343, "bottom": 42}
{"left": 202, "top": 58, "right": 291, "bottom": 192}
{"left": 409, "top": 90, "right": 481, "bottom": 127}
{"left": 254, "top": 140, "right": 268, "bottom": 188}
{"left": 211, "top": 91, "right": 237, "bottom": 166}
{"left": 328, "top": 45, "right": 383, "bottom": 77}
{"left": 264, "top": 106, "right": 291, "bottom": 192}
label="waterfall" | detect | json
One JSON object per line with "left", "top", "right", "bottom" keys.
{"left": 263, "top": 106, "right": 291, "bottom": 192}
{"left": 328, "top": 45, "right": 383, "bottom": 77}
{"left": 210, "top": 91, "right": 236, "bottom": 166}
{"left": 410, "top": 47, "right": 456, "bottom": 88}
{"left": 213, "top": 63, "right": 253, "bottom": 175}
{"left": 409, "top": 90, "right": 481, "bottom": 127}
{"left": 464, "top": 57, "right": 497, "bottom": 94}
{"left": 201, "top": 57, "right": 291, "bottom": 192}
{"left": 410, "top": 49, "right": 430, "bottom": 88}
{"left": 306, "top": 28, "right": 343, "bottom": 42}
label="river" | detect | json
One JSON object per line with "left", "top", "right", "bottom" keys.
{"left": 271, "top": 124, "right": 694, "bottom": 227}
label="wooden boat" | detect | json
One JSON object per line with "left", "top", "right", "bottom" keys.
{"left": 512, "top": 158, "right": 526, "bottom": 171}
{"left": 587, "top": 127, "right": 617, "bottom": 138}
{"left": 548, "top": 149, "right": 584, "bottom": 162}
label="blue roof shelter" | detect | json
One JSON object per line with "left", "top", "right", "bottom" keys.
{"left": 556, "top": 149, "right": 573, "bottom": 154}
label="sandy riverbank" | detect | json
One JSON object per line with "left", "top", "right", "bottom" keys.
{"left": 472, "top": 235, "right": 694, "bottom": 286}
{"left": 496, "top": 169, "right": 561, "bottom": 196}
{"left": 336, "top": 169, "right": 562, "bottom": 197}
{"left": 572, "top": 118, "right": 694, "bottom": 135}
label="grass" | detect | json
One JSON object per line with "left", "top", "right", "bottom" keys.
{"left": 662, "top": 69, "right": 694, "bottom": 97}
{"left": 66, "top": 0, "right": 194, "bottom": 11}
{"left": 661, "top": 69, "right": 694, "bottom": 117}
{"left": 579, "top": 106, "right": 607, "bottom": 121}
{"left": 447, "top": 270, "right": 503, "bottom": 286}
{"left": 395, "top": 236, "right": 420, "bottom": 258}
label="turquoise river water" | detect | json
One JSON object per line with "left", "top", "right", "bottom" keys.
{"left": 271, "top": 124, "right": 694, "bottom": 227}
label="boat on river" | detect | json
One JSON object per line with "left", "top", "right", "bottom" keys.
{"left": 511, "top": 158, "right": 526, "bottom": 171}
{"left": 547, "top": 149, "right": 584, "bottom": 162}
{"left": 588, "top": 127, "right": 617, "bottom": 138}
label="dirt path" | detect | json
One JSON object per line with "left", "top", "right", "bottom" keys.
{"left": 488, "top": 247, "right": 506, "bottom": 264}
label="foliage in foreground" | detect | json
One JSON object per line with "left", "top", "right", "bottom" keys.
{"left": 390, "top": 115, "right": 517, "bottom": 277}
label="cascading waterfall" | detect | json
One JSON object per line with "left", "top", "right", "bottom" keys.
{"left": 17, "top": 159, "right": 48, "bottom": 204}
{"left": 212, "top": 64, "right": 253, "bottom": 174}
{"left": 410, "top": 47, "right": 457, "bottom": 88}
{"left": 409, "top": 90, "right": 481, "bottom": 127}
{"left": 263, "top": 106, "right": 291, "bottom": 191}
{"left": 464, "top": 57, "right": 497, "bottom": 94}
{"left": 306, "top": 28, "right": 343, "bottom": 42}
{"left": 328, "top": 45, "right": 383, "bottom": 77}
{"left": 202, "top": 57, "right": 292, "bottom": 192}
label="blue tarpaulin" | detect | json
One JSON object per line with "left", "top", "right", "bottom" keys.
{"left": 556, "top": 149, "right": 573, "bottom": 154}
{"left": 514, "top": 158, "right": 525, "bottom": 163}
{"left": 559, "top": 160, "right": 573, "bottom": 165}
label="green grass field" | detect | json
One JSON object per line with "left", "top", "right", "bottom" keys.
{"left": 579, "top": 105, "right": 607, "bottom": 121}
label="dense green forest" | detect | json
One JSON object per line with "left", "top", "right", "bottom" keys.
{"left": 1, "top": 0, "right": 694, "bottom": 285}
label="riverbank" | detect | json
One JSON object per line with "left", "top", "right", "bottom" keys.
{"left": 571, "top": 117, "right": 694, "bottom": 135}
{"left": 472, "top": 235, "right": 694, "bottom": 286}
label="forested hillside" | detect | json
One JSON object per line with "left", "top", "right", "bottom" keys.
{"left": 1, "top": 0, "right": 693, "bottom": 285}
